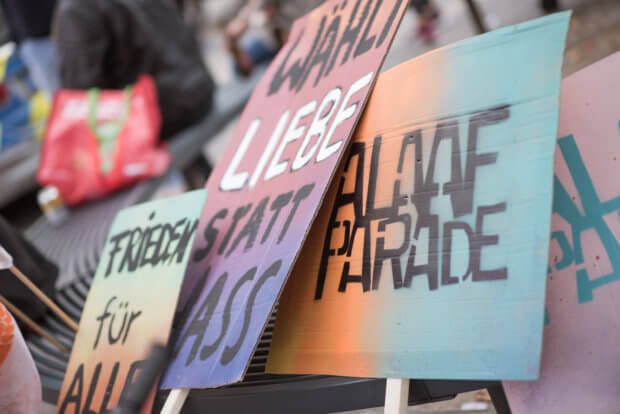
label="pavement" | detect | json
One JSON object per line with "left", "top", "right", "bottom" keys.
{"left": 339, "top": 390, "right": 496, "bottom": 414}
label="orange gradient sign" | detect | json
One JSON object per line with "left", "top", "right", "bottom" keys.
{"left": 268, "top": 13, "right": 570, "bottom": 381}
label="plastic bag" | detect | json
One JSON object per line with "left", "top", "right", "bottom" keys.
{"left": 37, "top": 76, "right": 169, "bottom": 205}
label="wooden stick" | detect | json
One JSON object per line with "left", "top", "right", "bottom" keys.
{"left": 0, "top": 295, "right": 69, "bottom": 353}
{"left": 161, "top": 388, "right": 190, "bottom": 414}
{"left": 385, "top": 378, "right": 410, "bottom": 414}
{"left": 8, "top": 265, "right": 79, "bottom": 332}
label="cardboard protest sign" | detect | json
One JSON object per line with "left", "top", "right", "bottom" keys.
{"left": 266, "top": 13, "right": 570, "bottom": 381}
{"left": 504, "top": 52, "right": 620, "bottom": 413}
{"left": 161, "top": 0, "right": 408, "bottom": 389}
{"left": 56, "top": 190, "right": 207, "bottom": 414}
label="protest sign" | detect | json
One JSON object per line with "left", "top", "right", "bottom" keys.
{"left": 161, "top": 0, "right": 408, "bottom": 389}
{"left": 266, "top": 13, "right": 570, "bottom": 381}
{"left": 56, "top": 190, "right": 207, "bottom": 414}
{"left": 504, "top": 52, "right": 620, "bottom": 413}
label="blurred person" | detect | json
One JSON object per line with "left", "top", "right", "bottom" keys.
{"left": 224, "top": 0, "right": 324, "bottom": 76}
{"left": 53, "top": 0, "right": 215, "bottom": 139}
{"left": 0, "top": 0, "right": 60, "bottom": 96}
{"left": 541, "top": 0, "right": 560, "bottom": 13}
{"left": 409, "top": 0, "right": 440, "bottom": 44}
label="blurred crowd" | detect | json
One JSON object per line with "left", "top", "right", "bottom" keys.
{"left": 0, "top": 0, "right": 568, "bottom": 152}
{"left": 0, "top": 0, "right": 455, "bottom": 145}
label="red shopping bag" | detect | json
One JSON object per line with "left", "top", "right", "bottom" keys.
{"left": 37, "top": 76, "right": 170, "bottom": 205}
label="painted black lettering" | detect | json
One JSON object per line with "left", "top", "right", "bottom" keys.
{"left": 220, "top": 260, "right": 282, "bottom": 365}
{"left": 353, "top": 0, "right": 382, "bottom": 57}
{"left": 157, "top": 224, "right": 174, "bottom": 264}
{"left": 105, "top": 231, "right": 129, "bottom": 277}
{"left": 169, "top": 268, "right": 211, "bottom": 351}
{"left": 298, "top": 14, "right": 340, "bottom": 89}
{"left": 118, "top": 228, "right": 143, "bottom": 274}
{"left": 140, "top": 223, "right": 162, "bottom": 267}
{"left": 430, "top": 120, "right": 466, "bottom": 218}
{"left": 108, "top": 302, "right": 128, "bottom": 345}
{"left": 371, "top": 183, "right": 410, "bottom": 290}
{"left": 200, "top": 267, "right": 256, "bottom": 360}
{"left": 171, "top": 219, "right": 199, "bottom": 263}
{"left": 461, "top": 106, "right": 510, "bottom": 216}
{"left": 118, "top": 360, "right": 146, "bottom": 405}
{"left": 278, "top": 183, "right": 315, "bottom": 243}
{"left": 94, "top": 296, "right": 115, "bottom": 349}
{"left": 411, "top": 128, "right": 438, "bottom": 218}
{"left": 160, "top": 219, "right": 184, "bottom": 264}
{"left": 316, "top": 142, "right": 365, "bottom": 299}
{"left": 99, "top": 362, "right": 119, "bottom": 414}
{"left": 336, "top": 220, "right": 352, "bottom": 255}
{"left": 397, "top": 132, "right": 415, "bottom": 174}
{"left": 226, "top": 197, "right": 269, "bottom": 257}
{"left": 376, "top": 0, "right": 404, "bottom": 48}
{"left": 261, "top": 192, "right": 293, "bottom": 244}
{"left": 268, "top": 16, "right": 325, "bottom": 95}
{"left": 194, "top": 209, "right": 228, "bottom": 262}
{"left": 471, "top": 202, "right": 507, "bottom": 281}
{"left": 122, "top": 310, "right": 142, "bottom": 344}
{"left": 442, "top": 221, "right": 473, "bottom": 285}
{"left": 175, "top": 272, "right": 227, "bottom": 366}
{"left": 366, "top": 136, "right": 399, "bottom": 219}
{"left": 325, "top": 0, "right": 367, "bottom": 75}
{"left": 58, "top": 363, "right": 83, "bottom": 414}
{"left": 81, "top": 362, "right": 102, "bottom": 414}
{"left": 404, "top": 215, "right": 439, "bottom": 291}
{"left": 218, "top": 204, "right": 252, "bottom": 255}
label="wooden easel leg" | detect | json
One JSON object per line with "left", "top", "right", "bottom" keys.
{"left": 161, "top": 388, "right": 190, "bottom": 414}
{"left": 487, "top": 384, "right": 512, "bottom": 414}
{"left": 385, "top": 378, "right": 410, "bottom": 414}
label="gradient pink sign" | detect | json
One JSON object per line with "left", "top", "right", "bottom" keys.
{"left": 162, "top": 0, "right": 408, "bottom": 389}
{"left": 504, "top": 52, "right": 620, "bottom": 412}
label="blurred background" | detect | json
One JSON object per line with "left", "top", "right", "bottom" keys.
{"left": 2, "top": 0, "right": 618, "bottom": 229}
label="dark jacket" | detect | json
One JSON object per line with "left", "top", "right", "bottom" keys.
{"left": 54, "top": 0, "right": 214, "bottom": 139}
{"left": 0, "top": 0, "right": 56, "bottom": 43}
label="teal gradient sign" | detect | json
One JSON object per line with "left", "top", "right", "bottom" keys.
{"left": 268, "top": 13, "right": 570, "bottom": 381}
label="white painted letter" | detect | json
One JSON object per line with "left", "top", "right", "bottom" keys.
{"left": 249, "top": 111, "right": 290, "bottom": 189}
{"left": 291, "top": 87, "right": 342, "bottom": 171}
{"left": 219, "top": 118, "right": 261, "bottom": 191}
{"left": 264, "top": 100, "right": 317, "bottom": 181}
{"left": 316, "top": 72, "right": 373, "bottom": 163}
